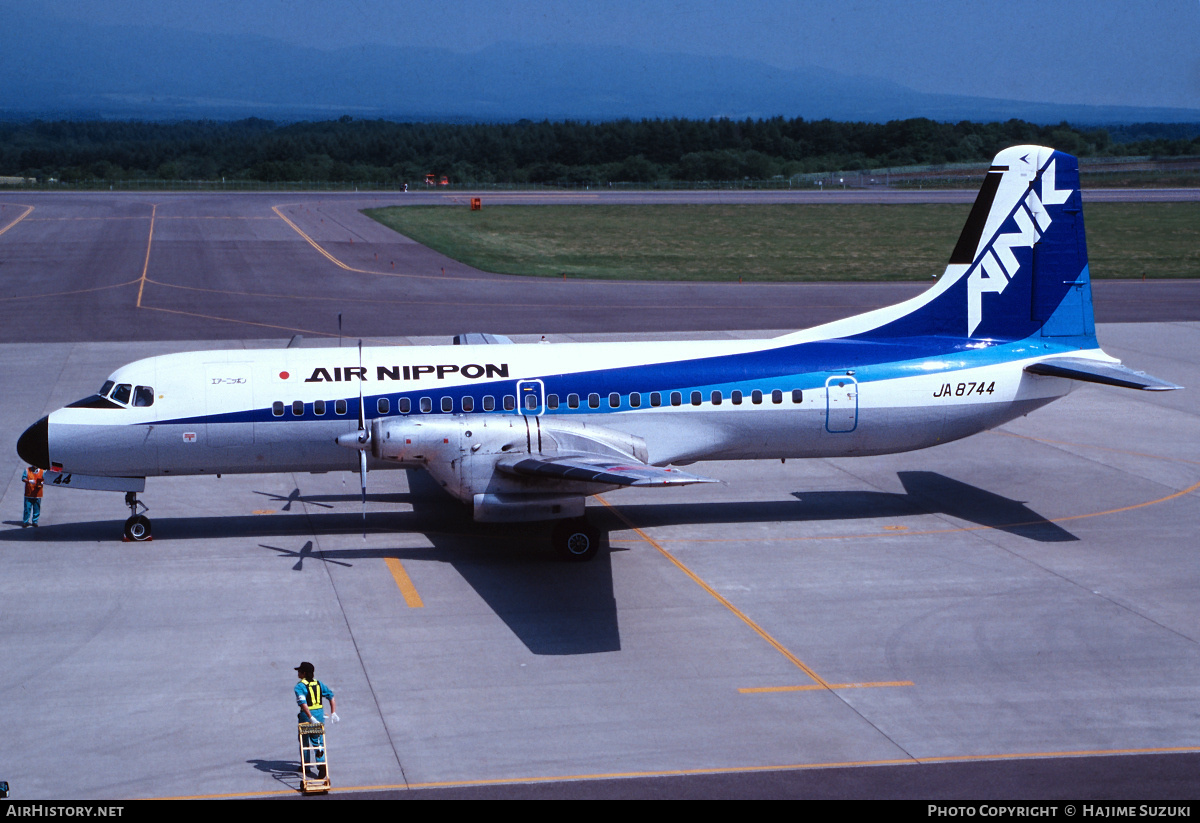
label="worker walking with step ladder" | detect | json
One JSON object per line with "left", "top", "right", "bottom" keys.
{"left": 295, "top": 661, "right": 338, "bottom": 793}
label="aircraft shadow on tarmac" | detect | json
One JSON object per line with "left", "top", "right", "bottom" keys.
{"left": 375, "top": 468, "right": 621, "bottom": 656}
{"left": 253, "top": 488, "right": 410, "bottom": 510}
{"left": 1, "top": 471, "right": 1072, "bottom": 656}
{"left": 614, "top": 470, "right": 1078, "bottom": 543}
{"left": 260, "top": 527, "right": 622, "bottom": 657}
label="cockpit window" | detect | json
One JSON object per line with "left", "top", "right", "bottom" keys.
{"left": 133, "top": 386, "right": 154, "bottom": 407}
{"left": 111, "top": 384, "right": 132, "bottom": 404}
{"left": 100, "top": 380, "right": 115, "bottom": 397}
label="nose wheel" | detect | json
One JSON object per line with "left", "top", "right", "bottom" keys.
{"left": 123, "top": 491, "right": 152, "bottom": 542}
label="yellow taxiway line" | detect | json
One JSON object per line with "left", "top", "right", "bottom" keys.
{"left": 385, "top": 557, "right": 424, "bottom": 607}
{"left": 0, "top": 203, "right": 34, "bottom": 236}
{"left": 157, "top": 743, "right": 1200, "bottom": 799}
{"left": 135, "top": 203, "right": 157, "bottom": 308}
{"left": 597, "top": 494, "right": 840, "bottom": 690}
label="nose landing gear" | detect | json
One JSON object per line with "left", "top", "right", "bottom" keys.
{"left": 123, "top": 491, "right": 152, "bottom": 542}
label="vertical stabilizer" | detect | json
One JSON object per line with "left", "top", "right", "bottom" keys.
{"left": 855, "top": 146, "right": 1096, "bottom": 346}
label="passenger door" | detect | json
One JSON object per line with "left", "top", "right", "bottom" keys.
{"left": 825, "top": 375, "right": 858, "bottom": 433}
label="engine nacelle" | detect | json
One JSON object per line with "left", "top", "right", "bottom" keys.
{"left": 362, "top": 415, "right": 651, "bottom": 521}
{"left": 370, "top": 415, "right": 525, "bottom": 463}
{"left": 472, "top": 493, "right": 585, "bottom": 522}
{"left": 369, "top": 415, "right": 573, "bottom": 507}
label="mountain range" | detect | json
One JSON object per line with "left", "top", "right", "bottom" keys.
{"left": 3, "top": 7, "right": 1197, "bottom": 125}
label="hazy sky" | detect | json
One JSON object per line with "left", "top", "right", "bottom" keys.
{"left": 15, "top": 0, "right": 1200, "bottom": 109}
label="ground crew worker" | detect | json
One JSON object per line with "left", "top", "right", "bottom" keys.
{"left": 295, "top": 661, "right": 338, "bottom": 778}
{"left": 22, "top": 465, "right": 44, "bottom": 528}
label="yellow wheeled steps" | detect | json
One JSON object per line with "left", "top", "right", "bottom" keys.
{"left": 297, "top": 721, "right": 331, "bottom": 794}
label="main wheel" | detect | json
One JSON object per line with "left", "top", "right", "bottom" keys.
{"left": 124, "top": 514, "right": 152, "bottom": 541}
{"left": 553, "top": 518, "right": 600, "bottom": 562}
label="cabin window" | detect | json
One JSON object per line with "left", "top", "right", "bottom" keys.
{"left": 731, "top": 390, "right": 743, "bottom": 405}
{"left": 792, "top": 389, "right": 803, "bottom": 403}
{"left": 608, "top": 392, "right": 620, "bottom": 408}
{"left": 503, "top": 395, "right": 515, "bottom": 411}
{"left": 272, "top": 401, "right": 285, "bottom": 417}
{"left": 292, "top": 400, "right": 304, "bottom": 416}
{"left": 524, "top": 393, "right": 538, "bottom": 411}
{"left": 133, "top": 386, "right": 154, "bottom": 407}
{"left": 650, "top": 392, "right": 662, "bottom": 407}
{"left": 335, "top": 399, "right": 347, "bottom": 415}
{"left": 420, "top": 397, "right": 432, "bottom": 413}
{"left": 398, "top": 397, "right": 411, "bottom": 414}
{"left": 377, "top": 398, "right": 390, "bottom": 415}
{"left": 483, "top": 395, "right": 495, "bottom": 412}
{"left": 690, "top": 391, "right": 702, "bottom": 406}
{"left": 461, "top": 396, "right": 474, "bottom": 412}
{"left": 546, "top": 394, "right": 559, "bottom": 410}
{"left": 670, "top": 391, "right": 682, "bottom": 407}
{"left": 711, "top": 390, "right": 722, "bottom": 406}
{"left": 751, "top": 389, "right": 763, "bottom": 405}
{"left": 588, "top": 393, "right": 600, "bottom": 409}
{"left": 629, "top": 392, "right": 641, "bottom": 408}
{"left": 441, "top": 396, "right": 453, "bottom": 413}
{"left": 772, "top": 389, "right": 783, "bottom": 404}
{"left": 568, "top": 393, "right": 579, "bottom": 409}
{"left": 313, "top": 400, "right": 326, "bottom": 415}
{"left": 112, "top": 384, "right": 132, "bottom": 405}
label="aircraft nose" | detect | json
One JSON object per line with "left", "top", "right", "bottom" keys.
{"left": 17, "top": 416, "right": 50, "bottom": 469}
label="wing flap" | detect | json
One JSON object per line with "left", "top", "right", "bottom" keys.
{"left": 1025, "top": 357, "right": 1182, "bottom": 391}
{"left": 498, "top": 455, "right": 718, "bottom": 487}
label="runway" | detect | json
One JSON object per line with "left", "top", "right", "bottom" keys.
{"left": 1, "top": 190, "right": 1198, "bottom": 800}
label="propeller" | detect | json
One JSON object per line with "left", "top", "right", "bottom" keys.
{"left": 357, "top": 340, "right": 368, "bottom": 526}
{"left": 333, "top": 340, "right": 371, "bottom": 535}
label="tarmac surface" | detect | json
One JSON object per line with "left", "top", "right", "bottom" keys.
{"left": 1, "top": 189, "right": 1198, "bottom": 800}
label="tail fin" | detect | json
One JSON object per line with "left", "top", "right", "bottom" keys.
{"left": 856, "top": 146, "right": 1097, "bottom": 346}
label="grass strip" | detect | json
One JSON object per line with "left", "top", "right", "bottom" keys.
{"left": 364, "top": 203, "right": 1199, "bottom": 281}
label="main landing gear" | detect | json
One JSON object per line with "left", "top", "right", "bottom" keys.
{"left": 552, "top": 517, "right": 600, "bottom": 562}
{"left": 123, "top": 491, "right": 152, "bottom": 542}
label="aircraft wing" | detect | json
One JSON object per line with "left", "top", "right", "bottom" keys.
{"left": 497, "top": 454, "right": 718, "bottom": 487}
{"left": 1025, "top": 357, "right": 1182, "bottom": 391}
{"left": 453, "top": 332, "right": 513, "bottom": 345}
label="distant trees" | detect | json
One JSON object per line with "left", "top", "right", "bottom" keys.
{"left": 0, "top": 116, "right": 1195, "bottom": 185}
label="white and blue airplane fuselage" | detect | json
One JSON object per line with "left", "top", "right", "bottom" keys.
{"left": 17, "top": 147, "right": 1179, "bottom": 558}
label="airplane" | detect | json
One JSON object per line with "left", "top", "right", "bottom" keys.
{"left": 16, "top": 145, "right": 1181, "bottom": 561}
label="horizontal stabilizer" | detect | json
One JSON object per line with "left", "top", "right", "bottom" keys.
{"left": 498, "top": 455, "right": 718, "bottom": 487}
{"left": 1025, "top": 357, "right": 1182, "bottom": 391}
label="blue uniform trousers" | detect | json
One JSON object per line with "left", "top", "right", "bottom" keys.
{"left": 23, "top": 497, "right": 40, "bottom": 526}
{"left": 298, "top": 707, "right": 326, "bottom": 764}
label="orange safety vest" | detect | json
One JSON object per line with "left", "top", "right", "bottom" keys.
{"left": 24, "top": 468, "right": 44, "bottom": 498}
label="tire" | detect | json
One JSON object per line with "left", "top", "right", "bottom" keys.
{"left": 553, "top": 518, "right": 600, "bottom": 562}
{"left": 124, "top": 514, "right": 152, "bottom": 541}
